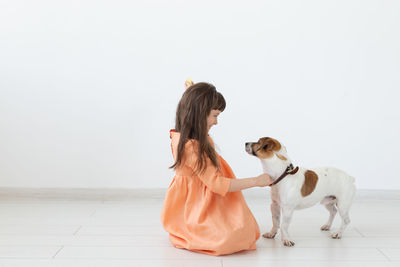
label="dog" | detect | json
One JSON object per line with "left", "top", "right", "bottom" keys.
{"left": 245, "top": 137, "right": 356, "bottom": 247}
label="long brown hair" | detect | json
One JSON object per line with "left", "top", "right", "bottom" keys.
{"left": 170, "top": 82, "right": 226, "bottom": 173}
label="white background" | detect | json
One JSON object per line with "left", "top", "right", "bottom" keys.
{"left": 0, "top": 0, "right": 399, "bottom": 190}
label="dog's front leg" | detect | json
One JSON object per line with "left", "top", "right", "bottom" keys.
{"left": 263, "top": 200, "right": 280, "bottom": 239}
{"left": 280, "top": 207, "right": 295, "bottom": 247}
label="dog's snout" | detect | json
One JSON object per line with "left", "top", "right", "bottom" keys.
{"left": 245, "top": 142, "right": 253, "bottom": 150}
{"left": 245, "top": 142, "right": 254, "bottom": 155}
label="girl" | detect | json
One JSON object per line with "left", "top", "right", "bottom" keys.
{"left": 161, "top": 81, "right": 273, "bottom": 256}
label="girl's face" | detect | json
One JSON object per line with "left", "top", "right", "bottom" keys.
{"left": 207, "top": 109, "right": 221, "bottom": 132}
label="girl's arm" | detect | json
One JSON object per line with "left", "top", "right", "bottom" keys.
{"left": 228, "top": 174, "right": 272, "bottom": 192}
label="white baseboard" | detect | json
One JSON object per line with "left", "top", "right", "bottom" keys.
{"left": 0, "top": 188, "right": 167, "bottom": 200}
{"left": 241, "top": 188, "right": 400, "bottom": 200}
{"left": 0, "top": 187, "right": 399, "bottom": 201}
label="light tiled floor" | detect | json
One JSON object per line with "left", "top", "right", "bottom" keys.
{"left": 0, "top": 191, "right": 399, "bottom": 266}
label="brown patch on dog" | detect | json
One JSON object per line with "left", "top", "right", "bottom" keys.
{"left": 251, "top": 137, "right": 282, "bottom": 159}
{"left": 276, "top": 154, "right": 287, "bottom": 161}
{"left": 252, "top": 148, "right": 274, "bottom": 158}
{"left": 301, "top": 170, "right": 318, "bottom": 197}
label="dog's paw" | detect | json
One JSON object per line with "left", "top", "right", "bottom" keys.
{"left": 282, "top": 240, "right": 295, "bottom": 247}
{"left": 331, "top": 232, "right": 342, "bottom": 239}
{"left": 263, "top": 232, "right": 276, "bottom": 239}
{"left": 320, "top": 224, "right": 331, "bottom": 231}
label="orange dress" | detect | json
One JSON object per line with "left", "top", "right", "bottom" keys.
{"left": 161, "top": 130, "right": 260, "bottom": 256}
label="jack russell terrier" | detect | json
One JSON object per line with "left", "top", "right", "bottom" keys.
{"left": 245, "top": 137, "right": 356, "bottom": 247}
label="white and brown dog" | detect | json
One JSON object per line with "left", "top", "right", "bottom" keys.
{"left": 245, "top": 137, "right": 356, "bottom": 247}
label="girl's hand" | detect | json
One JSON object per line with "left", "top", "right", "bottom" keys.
{"left": 184, "top": 78, "right": 194, "bottom": 89}
{"left": 256, "top": 173, "right": 273, "bottom": 187}
{"left": 228, "top": 173, "right": 273, "bottom": 192}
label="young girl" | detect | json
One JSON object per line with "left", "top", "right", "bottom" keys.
{"left": 161, "top": 81, "right": 273, "bottom": 256}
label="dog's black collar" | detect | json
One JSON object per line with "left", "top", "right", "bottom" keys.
{"left": 269, "top": 164, "right": 299, "bottom": 186}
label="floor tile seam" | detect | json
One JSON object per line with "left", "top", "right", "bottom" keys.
{"left": 220, "top": 259, "right": 396, "bottom": 262}
{"left": 0, "top": 224, "right": 164, "bottom": 226}
{"left": 0, "top": 226, "right": 165, "bottom": 229}
{"left": 52, "top": 246, "right": 64, "bottom": 259}
{"left": 78, "top": 224, "right": 165, "bottom": 226}
{"left": 0, "top": 234, "right": 79, "bottom": 236}
{"left": 0, "top": 234, "right": 168, "bottom": 237}
{"left": 0, "top": 246, "right": 387, "bottom": 249}
{"left": 352, "top": 227, "right": 366, "bottom": 237}
{"left": 0, "top": 257, "right": 56, "bottom": 259}
{"left": 74, "top": 234, "right": 167, "bottom": 236}
{"left": 3, "top": 233, "right": 400, "bottom": 238}
{"left": 73, "top": 226, "right": 83, "bottom": 235}
{"left": 377, "top": 248, "right": 393, "bottom": 262}
{"left": 256, "top": 246, "right": 400, "bottom": 249}
{"left": 2, "top": 245, "right": 397, "bottom": 249}
{"left": 0, "top": 223, "right": 86, "bottom": 226}
{"left": 0, "top": 257, "right": 392, "bottom": 262}
{"left": 0, "top": 247, "right": 172, "bottom": 249}
{"left": 0, "top": 259, "right": 223, "bottom": 262}
{"left": 0, "top": 233, "right": 167, "bottom": 236}
{"left": 0, "top": 245, "right": 63, "bottom": 248}
{"left": 47, "top": 257, "right": 395, "bottom": 261}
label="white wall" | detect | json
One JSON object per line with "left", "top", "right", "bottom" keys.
{"left": 0, "top": 0, "right": 399, "bottom": 189}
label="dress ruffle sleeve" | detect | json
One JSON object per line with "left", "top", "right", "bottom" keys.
{"left": 183, "top": 140, "right": 231, "bottom": 197}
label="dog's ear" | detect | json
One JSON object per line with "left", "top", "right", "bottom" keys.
{"left": 261, "top": 138, "right": 278, "bottom": 151}
{"left": 259, "top": 137, "right": 272, "bottom": 150}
